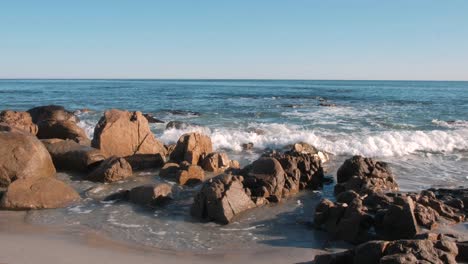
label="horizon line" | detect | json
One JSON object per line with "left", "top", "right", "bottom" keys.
{"left": 0, "top": 78, "right": 467, "bottom": 82}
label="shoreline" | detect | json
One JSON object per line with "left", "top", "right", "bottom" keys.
{"left": 0, "top": 211, "right": 330, "bottom": 264}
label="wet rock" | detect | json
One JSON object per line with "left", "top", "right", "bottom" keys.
{"left": 241, "top": 142, "right": 254, "bottom": 150}
{"left": 128, "top": 183, "right": 172, "bottom": 207}
{"left": 175, "top": 163, "right": 205, "bottom": 185}
{"left": 159, "top": 162, "right": 180, "bottom": 177}
{"left": 243, "top": 157, "right": 286, "bottom": 202}
{"left": 36, "top": 119, "right": 90, "bottom": 145}
{"left": 0, "top": 177, "right": 79, "bottom": 209}
{"left": 166, "top": 110, "right": 200, "bottom": 116}
{"left": 124, "top": 154, "right": 165, "bottom": 170}
{"left": 313, "top": 250, "right": 354, "bottom": 264}
{"left": 164, "top": 144, "right": 176, "bottom": 157}
{"left": 0, "top": 132, "right": 56, "bottom": 187}
{"left": 142, "top": 113, "right": 164, "bottom": 123}
{"left": 201, "top": 152, "right": 239, "bottom": 173}
{"left": 191, "top": 174, "right": 256, "bottom": 224}
{"left": 87, "top": 156, "right": 133, "bottom": 183}
{"left": 27, "top": 105, "right": 78, "bottom": 123}
{"left": 170, "top": 132, "right": 213, "bottom": 165}
{"left": 335, "top": 156, "right": 398, "bottom": 195}
{"left": 0, "top": 110, "right": 38, "bottom": 135}
{"left": 456, "top": 241, "right": 468, "bottom": 262}
{"left": 166, "top": 121, "right": 189, "bottom": 129}
{"left": 92, "top": 109, "right": 167, "bottom": 158}
{"left": 44, "top": 139, "right": 105, "bottom": 172}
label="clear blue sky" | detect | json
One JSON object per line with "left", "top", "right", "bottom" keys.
{"left": 1, "top": 0, "right": 467, "bottom": 80}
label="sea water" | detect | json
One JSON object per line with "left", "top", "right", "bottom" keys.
{"left": 1, "top": 79, "right": 467, "bottom": 251}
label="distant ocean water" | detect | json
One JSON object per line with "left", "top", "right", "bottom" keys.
{"left": 1, "top": 79, "right": 467, "bottom": 250}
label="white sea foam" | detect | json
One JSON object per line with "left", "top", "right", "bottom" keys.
{"left": 432, "top": 119, "right": 468, "bottom": 128}
{"left": 159, "top": 123, "right": 468, "bottom": 157}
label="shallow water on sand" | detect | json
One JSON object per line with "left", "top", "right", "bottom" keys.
{"left": 1, "top": 79, "right": 467, "bottom": 252}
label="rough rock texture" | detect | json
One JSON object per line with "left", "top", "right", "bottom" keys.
{"left": 169, "top": 132, "right": 213, "bottom": 165}
{"left": 0, "top": 132, "right": 56, "bottom": 187}
{"left": 335, "top": 156, "right": 398, "bottom": 195}
{"left": 175, "top": 163, "right": 205, "bottom": 185}
{"left": 314, "top": 235, "right": 458, "bottom": 264}
{"left": 191, "top": 174, "right": 256, "bottom": 224}
{"left": 376, "top": 196, "right": 420, "bottom": 240}
{"left": 243, "top": 157, "right": 286, "bottom": 202}
{"left": 87, "top": 156, "right": 133, "bottom": 182}
{"left": 92, "top": 109, "right": 167, "bottom": 158}
{"left": 201, "top": 152, "right": 240, "bottom": 173}
{"left": 0, "top": 177, "right": 79, "bottom": 209}
{"left": 128, "top": 184, "right": 172, "bottom": 207}
{"left": 44, "top": 139, "right": 105, "bottom": 172}
{"left": 0, "top": 110, "right": 38, "bottom": 135}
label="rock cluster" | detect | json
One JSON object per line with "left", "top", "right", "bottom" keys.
{"left": 0, "top": 110, "right": 38, "bottom": 135}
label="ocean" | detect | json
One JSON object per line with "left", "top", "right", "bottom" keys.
{"left": 1, "top": 79, "right": 467, "bottom": 251}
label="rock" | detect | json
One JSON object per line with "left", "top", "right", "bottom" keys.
{"left": 201, "top": 152, "right": 237, "bottom": 173}
{"left": 243, "top": 157, "right": 286, "bottom": 202}
{"left": 159, "top": 162, "right": 180, "bottom": 177}
{"left": 319, "top": 102, "right": 337, "bottom": 107}
{"left": 124, "top": 154, "right": 165, "bottom": 170}
{"left": 191, "top": 174, "right": 256, "bottom": 224}
{"left": 175, "top": 164, "right": 205, "bottom": 185}
{"left": 44, "top": 139, "right": 105, "bottom": 172}
{"left": 36, "top": 119, "right": 90, "bottom": 145}
{"left": 384, "top": 238, "right": 458, "bottom": 264}
{"left": 335, "top": 156, "right": 398, "bottom": 195}
{"left": 413, "top": 202, "right": 439, "bottom": 229}
{"left": 128, "top": 184, "right": 172, "bottom": 207}
{"left": 143, "top": 113, "right": 164, "bottom": 123}
{"left": 0, "top": 177, "right": 79, "bottom": 209}
{"left": 376, "top": 196, "right": 419, "bottom": 240}
{"left": 165, "top": 144, "right": 176, "bottom": 157}
{"left": 87, "top": 156, "right": 133, "bottom": 183}
{"left": 313, "top": 250, "right": 354, "bottom": 264}
{"left": 92, "top": 109, "right": 167, "bottom": 158}
{"left": 379, "top": 253, "right": 418, "bottom": 264}
{"left": 456, "top": 241, "right": 468, "bottom": 262}
{"left": 166, "top": 121, "right": 189, "bottom": 129}
{"left": 0, "top": 110, "right": 38, "bottom": 134}
{"left": 27, "top": 105, "right": 78, "bottom": 123}
{"left": 241, "top": 142, "right": 254, "bottom": 150}
{"left": 353, "top": 240, "right": 388, "bottom": 264}
{"left": 0, "top": 132, "right": 56, "bottom": 187}
{"left": 413, "top": 190, "right": 465, "bottom": 224}
{"left": 170, "top": 132, "right": 213, "bottom": 165}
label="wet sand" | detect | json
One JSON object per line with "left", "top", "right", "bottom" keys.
{"left": 0, "top": 211, "right": 326, "bottom": 264}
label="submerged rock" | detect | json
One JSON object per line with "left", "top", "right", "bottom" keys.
{"left": 170, "top": 132, "right": 213, "bottom": 165}
{"left": 142, "top": 113, "right": 164, "bottom": 123}
{"left": 128, "top": 183, "right": 172, "bottom": 207}
{"left": 166, "top": 121, "right": 190, "bottom": 130}
{"left": 191, "top": 174, "right": 256, "bottom": 224}
{"left": 0, "top": 110, "right": 38, "bottom": 135}
{"left": 92, "top": 109, "right": 167, "bottom": 158}
{"left": 87, "top": 156, "right": 133, "bottom": 183}
{"left": 0, "top": 132, "right": 56, "bottom": 187}
{"left": 0, "top": 177, "right": 79, "bottom": 209}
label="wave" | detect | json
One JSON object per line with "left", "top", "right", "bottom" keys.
{"left": 432, "top": 119, "right": 468, "bottom": 128}
{"left": 159, "top": 123, "right": 468, "bottom": 157}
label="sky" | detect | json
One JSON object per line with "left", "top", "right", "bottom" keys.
{"left": 0, "top": 0, "right": 467, "bottom": 80}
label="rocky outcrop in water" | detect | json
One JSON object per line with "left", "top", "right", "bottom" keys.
{"left": 128, "top": 183, "right": 172, "bottom": 207}
{"left": 160, "top": 161, "right": 205, "bottom": 185}
{"left": 0, "top": 110, "right": 38, "bottom": 135}
{"left": 201, "top": 152, "right": 240, "bottom": 173}
{"left": 27, "top": 105, "right": 89, "bottom": 145}
{"left": 170, "top": 132, "right": 213, "bottom": 165}
{"left": 43, "top": 139, "right": 105, "bottom": 172}
{"left": 92, "top": 109, "right": 167, "bottom": 158}
{"left": 0, "top": 132, "right": 56, "bottom": 187}
{"left": 87, "top": 156, "right": 133, "bottom": 183}
{"left": 0, "top": 177, "right": 79, "bottom": 209}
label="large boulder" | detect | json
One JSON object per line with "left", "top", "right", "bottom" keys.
{"left": 128, "top": 183, "right": 172, "bottom": 207}
{"left": 335, "top": 156, "right": 398, "bottom": 195}
{"left": 0, "top": 110, "right": 38, "bottom": 135}
{"left": 375, "top": 196, "right": 420, "bottom": 240}
{"left": 43, "top": 139, "right": 105, "bottom": 172}
{"left": 92, "top": 109, "right": 166, "bottom": 158}
{"left": 87, "top": 156, "right": 133, "bottom": 183}
{"left": 170, "top": 132, "right": 213, "bottom": 165}
{"left": 243, "top": 157, "right": 286, "bottom": 202}
{"left": 27, "top": 105, "right": 88, "bottom": 144}
{"left": 0, "top": 132, "right": 56, "bottom": 187}
{"left": 0, "top": 177, "right": 79, "bottom": 209}
{"left": 191, "top": 174, "right": 256, "bottom": 224}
